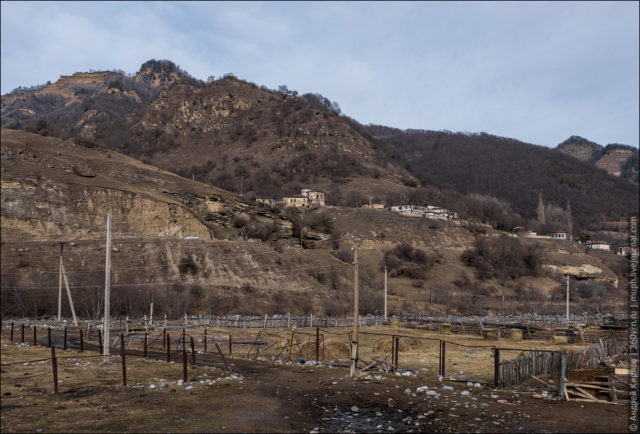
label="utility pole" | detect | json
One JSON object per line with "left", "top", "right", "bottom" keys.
{"left": 350, "top": 232, "right": 360, "bottom": 378}
{"left": 61, "top": 265, "right": 78, "bottom": 326}
{"left": 57, "top": 242, "right": 65, "bottom": 322}
{"left": 104, "top": 214, "right": 112, "bottom": 362}
{"left": 566, "top": 274, "right": 570, "bottom": 322}
{"left": 384, "top": 253, "right": 388, "bottom": 320}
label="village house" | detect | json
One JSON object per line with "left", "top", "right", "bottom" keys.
{"left": 361, "top": 203, "right": 385, "bottom": 209}
{"left": 282, "top": 194, "right": 309, "bottom": 207}
{"left": 551, "top": 230, "right": 568, "bottom": 240}
{"left": 391, "top": 204, "right": 457, "bottom": 220}
{"left": 615, "top": 245, "right": 637, "bottom": 256}
{"left": 586, "top": 240, "right": 611, "bottom": 251}
{"left": 255, "top": 198, "right": 276, "bottom": 207}
{"left": 301, "top": 189, "right": 326, "bottom": 206}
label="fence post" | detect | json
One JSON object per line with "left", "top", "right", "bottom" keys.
{"left": 163, "top": 328, "right": 166, "bottom": 346}
{"left": 441, "top": 341, "right": 446, "bottom": 378}
{"left": 10, "top": 322, "right": 14, "bottom": 342}
{"left": 438, "top": 340, "right": 442, "bottom": 376}
{"left": 394, "top": 336, "right": 400, "bottom": 370}
{"left": 390, "top": 335, "right": 396, "bottom": 371}
{"left": 120, "top": 333, "right": 127, "bottom": 387}
{"left": 214, "top": 339, "right": 234, "bottom": 375}
{"left": 33, "top": 326, "right": 37, "bottom": 346}
{"left": 98, "top": 330, "right": 103, "bottom": 354}
{"left": 21, "top": 323, "right": 25, "bottom": 343}
{"left": 48, "top": 327, "right": 52, "bottom": 348}
{"left": 315, "top": 327, "right": 320, "bottom": 361}
{"left": 166, "top": 333, "right": 171, "bottom": 363}
{"left": 229, "top": 335, "right": 232, "bottom": 355}
{"left": 190, "top": 336, "right": 196, "bottom": 368}
{"left": 79, "top": 329, "right": 83, "bottom": 353}
{"left": 63, "top": 327, "right": 67, "bottom": 350}
{"left": 204, "top": 329, "right": 207, "bottom": 353}
{"left": 143, "top": 333, "right": 148, "bottom": 358}
{"left": 494, "top": 347, "right": 500, "bottom": 388}
{"left": 182, "top": 341, "right": 188, "bottom": 383}
{"left": 560, "top": 353, "right": 567, "bottom": 400}
{"left": 51, "top": 346, "right": 59, "bottom": 394}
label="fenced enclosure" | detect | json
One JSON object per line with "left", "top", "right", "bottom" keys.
{"left": 1, "top": 316, "right": 629, "bottom": 397}
{"left": 497, "top": 338, "right": 628, "bottom": 387}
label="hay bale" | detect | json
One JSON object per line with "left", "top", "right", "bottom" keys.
{"left": 483, "top": 329, "right": 500, "bottom": 339}
{"left": 297, "top": 342, "right": 322, "bottom": 360}
{"left": 549, "top": 335, "right": 568, "bottom": 345}
{"left": 275, "top": 332, "right": 298, "bottom": 349}
{"left": 402, "top": 337, "right": 426, "bottom": 351}
{"left": 373, "top": 337, "right": 406, "bottom": 353}
{"left": 439, "top": 323, "right": 452, "bottom": 335}
{"left": 510, "top": 329, "right": 523, "bottom": 341}
{"left": 324, "top": 341, "right": 351, "bottom": 360}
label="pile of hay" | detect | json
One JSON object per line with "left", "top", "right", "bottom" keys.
{"left": 373, "top": 337, "right": 406, "bottom": 353}
{"left": 297, "top": 342, "right": 322, "bottom": 360}
{"left": 275, "top": 333, "right": 299, "bottom": 349}
{"left": 324, "top": 341, "right": 351, "bottom": 360}
{"left": 402, "top": 337, "right": 426, "bottom": 351}
{"left": 439, "top": 323, "right": 452, "bottom": 335}
{"left": 483, "top": 329, "right": 500, "bottom": 339}
{"left": 549, "top": 335, "right": 568, "bottom": 344}
{"left": 510, "top": 329, "right": 523, "bottom": 341}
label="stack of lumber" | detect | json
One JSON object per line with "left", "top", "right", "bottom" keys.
{"left": 565, "top": 369, "right": 630, "bottom": 404}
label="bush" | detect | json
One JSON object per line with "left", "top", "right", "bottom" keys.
{"left": 384, "top": 243, "right": 436, "bottom": 279}
{"left": 461, "top": 235, "right": 541, "bottom": 280}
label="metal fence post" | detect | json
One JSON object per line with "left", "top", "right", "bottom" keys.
{"left": 21, "top": 323, "right": 25, "bottom": 343}
{"left": 190, "top": 337, "right": 196, "bottom": 368}
{"left": 51, "top": 346, "right": 59, "bottom": 394}
{"left": 182, "top": 341, "right": 188, "bottom": 383}
{"left": 204, "top": 329, "right": 207, "bottom": 353}
{"left": 166, "top": 333, "right": 171, "bottom": 363}
{"left": 10, "top": 322, "right": 14, "bottom": 341}
{"left": 48, "top": 327, "right": 52, "bottom": 348}
{"left": 315, "top": 327, "right": 320, "bottom": 361}
{"left": 229, "top": 335, "right": 232, "bottom": 355}
{"left": 33, "top": 326, "right": 37, "bottom": 346}
{"left": 120, "top": 333, "right": 127, "bottom": 386}
{"left": 441, "top": 340, "right": 446, "bottom": 378}
{"left": 63, "top": 327, "right": 67, "bottom": 350}
{"left": 79, "top": 329, "right": 83, "bottom": 353}
{"left": 143, "top": 333, "right": 148, "bottom": 358}
{"left": 494, "top": 347, "right": 500, "bottom": 388}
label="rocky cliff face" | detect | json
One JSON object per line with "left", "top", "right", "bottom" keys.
{"left": 556, "top": 137, "right": 638, "bottom": 183}
{"left": 596, "top": 146, "right": 637, "bottom": 178}
{"left": 556, "top": 136, "right": 602, "bottom": 162}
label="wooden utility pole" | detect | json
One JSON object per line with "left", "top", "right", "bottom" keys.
{"left": 58, "top": 242, "right": 64, "bottom": 321}
{"left": 384, "top": 254, "right": 388, "bottom": 320}
{"left": 149, "top": 287, "right": 155, "bottom": 327}
{"left": 566, "top": 274, "right": 570, "bottom": 321}
{"left": 350, "top": 232, "right": 360, "bottom": 378}
{"left": 104, "top": 213, "right": 112, "bottom": 362}
{"left": 61, "top": 265, "right": 78, "bottom": 326}
{"left": 566, "top": 199, "right": 573, "bottom": 241}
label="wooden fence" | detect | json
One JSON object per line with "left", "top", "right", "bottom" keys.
{"left": 498, "top": 338, "right": 627, "bottom": 387}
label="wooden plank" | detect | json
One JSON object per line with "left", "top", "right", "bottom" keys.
{"left": 574, "top": 386, "right": 598, "bottom": 400}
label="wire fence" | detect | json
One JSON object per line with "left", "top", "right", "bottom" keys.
{"left": 1, "top": 319, "right": 629, "bottom": 396}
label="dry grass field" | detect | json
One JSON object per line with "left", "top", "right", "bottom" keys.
{"left": 1, "top": 324, "right": 625, "bottom": 433}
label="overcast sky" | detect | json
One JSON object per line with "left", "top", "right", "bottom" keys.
{"left": 1, "top": 1, "right": 638, "bottom": 148}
